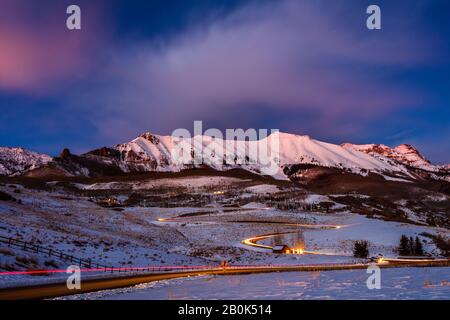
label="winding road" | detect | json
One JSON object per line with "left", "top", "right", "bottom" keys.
{"left": 159, "top": 208, "right": 346, "bottom": 255}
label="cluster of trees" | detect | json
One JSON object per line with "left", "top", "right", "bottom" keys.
{"left": 399, "top": 235, "right": 424, "bottom": 256}
{"left": 353, "top": 236, "right": 426, "bottom": 259}
{"left": 353, "top": 240, "right": 369, "bottom": 258}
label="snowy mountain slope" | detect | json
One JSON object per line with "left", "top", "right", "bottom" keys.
{"left": 105, "top": 131, "right": 414, "bottom": 179}
{"left": 0, "top": 147, "right": 52, "bottom": 176}
{"left": 268, "top": 132, "right": 404, "bottom": 172}
{"left": 341, "top": 143, "right": 433, "bottom": 170}
{"left": 1, "top": 132, "right": 448, "bottom": 181}
{"left": 113, "top": 133, "right": 178, "bottom": 172}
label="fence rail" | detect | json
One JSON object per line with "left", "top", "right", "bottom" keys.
{"left": 0, "top": 235, "right": 219, "bottom": 274}
{"left": 0, "top": 235, "right": 114, "bottom": 271}
{"left": 3, "top": 234, "right": 447, "bottom": 276}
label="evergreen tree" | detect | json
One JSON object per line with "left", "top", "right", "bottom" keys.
{"left": 353, "top": 240, "right": 369, "bottom": 258}
{"left": 399, "top": 235, "right": 411, "bottom": 256}
{"left": 414, "top": 236, "right": 424, "bottom": 256}
{"left": 409, "top": 237, "right": 415, "bottom": 255}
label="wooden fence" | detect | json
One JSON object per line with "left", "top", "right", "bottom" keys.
{"left": 0, "top": 235, "right": 114, "bottom": 271}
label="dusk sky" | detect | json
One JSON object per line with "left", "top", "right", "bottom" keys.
{"left": 0, "top": 0, "right": 449, "bottom": 164}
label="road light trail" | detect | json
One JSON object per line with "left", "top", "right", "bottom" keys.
{"left": 159, "top": 209, "right": 348, "bottom": 255}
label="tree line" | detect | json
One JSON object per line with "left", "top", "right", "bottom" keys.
{"left": 353, "top": 235, "right": 425, "bottom": 259}
{"left": 399, "top": 235, "right": 424, "bottom": 256}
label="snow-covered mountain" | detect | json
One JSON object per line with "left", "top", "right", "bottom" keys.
{"left": 0, "top": 147, "right": 52, "bottom": 176}
{"left": 1, "top": 132, "right": 448, "bottom": 182}
{"left": 87, "top": 132, "right": 415, "bottom": 179}
{"left": 341, "top": 143, "right": 433, "bottom": 170}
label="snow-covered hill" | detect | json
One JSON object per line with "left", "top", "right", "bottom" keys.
{"left": 0, "top": 147, "right": 52, "bottom": 176}
{"left": 107, "top": 132, "right": 415, "bottom": 179}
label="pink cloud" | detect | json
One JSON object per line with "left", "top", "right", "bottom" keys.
{"left": 0, "top": 1, "right": 104, "bottom": 94}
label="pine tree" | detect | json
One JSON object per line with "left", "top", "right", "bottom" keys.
{"left": 399, "top": 235, "right": 411, "bottom": 256}
{"left": 414, "top": 236, "right": 424, "bottom": 256}
{"left": 409, "top": 236, "right": 415, "bottom": 255}
{"left": 353, "top": 240, "right": 369, "bottom": 258}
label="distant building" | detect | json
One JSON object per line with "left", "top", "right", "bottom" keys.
{"left": 96, "top": 196, "right": 119, "bottom": 207}
{"left": 272, "top": 245, "right": 290, "bottom": 254}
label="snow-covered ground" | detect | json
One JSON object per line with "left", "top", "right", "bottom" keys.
{"left": 244, "top": 184, "right": 280, "bottom": 194}
{"left": 74, "top": 176, "right": 252, "bottom": 191}
{"left": 59, "top": 267, "right": 450, "bottom": 300}
{"left": 0, "top": 181, "right": 448, "bottom": 295}
{"left": 299, "top": 213, "right": 447, "bottom": 257}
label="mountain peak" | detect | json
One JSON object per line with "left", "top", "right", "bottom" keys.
{"left": 393, "top": 144, "right": 430, "bottom": 165}
{"left": 138, "top": 132, "right": 161, "bottom": 144}
{"left": 342, "top": 142, "right": 432, "bottom": 169}
{"left": 0, "top": 147, "right": 52, "bottom": 176}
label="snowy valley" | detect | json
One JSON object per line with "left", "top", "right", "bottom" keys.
{"left": 0, "top": 132, "right": 448, "bottom": 299}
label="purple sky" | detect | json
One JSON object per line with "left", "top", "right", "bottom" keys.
{"left": 0, "top": 0, "right": 449, "bottom": 164}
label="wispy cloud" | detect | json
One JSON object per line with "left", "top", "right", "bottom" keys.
{"left": 81, "top": 0, "right": 433, "bottom": 142}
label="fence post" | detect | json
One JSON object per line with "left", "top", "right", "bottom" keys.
{"left": 5, "top": 236, "right": 106, "bottom": 274}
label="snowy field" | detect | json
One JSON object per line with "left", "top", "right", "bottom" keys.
{"left": 59, "top": 267, "right": 450, "bottom": 300}
{"left": 0, "top": 180, "right": 448, "bottom": 292}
